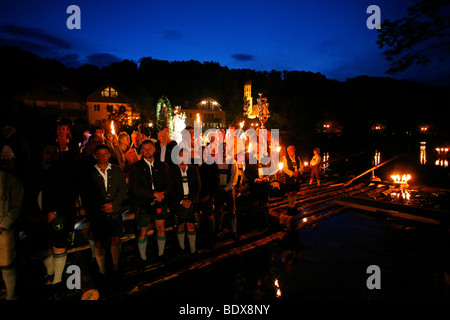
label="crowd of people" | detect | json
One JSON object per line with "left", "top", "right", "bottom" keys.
{"left": 0, "top": 118, "right": 322, "bottom": 300}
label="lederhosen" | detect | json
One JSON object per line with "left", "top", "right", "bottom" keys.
{"left": 198, "top": 162, "right": 218, "bottom": 217}
{"left": 27, "top": 164, "right": 76, "bottom": 252}
{"left": 137, "top": 171, "right": 169, "bottom": 229}
{"left": 285, "top": 155, "right": 301, "bottom": 193}
{"left": 215, "top": 164, "right": 235, "bottom": 215}
{"left": 174, "top": 169, "right": 197, "bottom": 225}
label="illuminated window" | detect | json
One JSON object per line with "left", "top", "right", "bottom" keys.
{"left": 101, "top": 86, "right": 118, "bottom": 98}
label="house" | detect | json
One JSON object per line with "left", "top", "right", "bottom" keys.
{"left": 16, "top": 84, "right": 87, "bottom": 121}
{"left": 86, "top": 85, "right": 138, "bottom": 126}
{"left": 183, "top": 97, "right": 226, "bottom": 130}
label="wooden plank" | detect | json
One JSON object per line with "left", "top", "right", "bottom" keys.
{"left": 333, "top": 197, "right": 448, "bottom": 226}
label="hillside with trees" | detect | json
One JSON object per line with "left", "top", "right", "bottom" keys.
{"left": 1, "top": 45, "right": 448, "bottom": 151}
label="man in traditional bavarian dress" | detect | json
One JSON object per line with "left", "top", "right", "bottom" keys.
{"left": 81, "top": 144, "right": 127, "bottom": 278}
{"left": 198, "top": 145, "right": 219, "bottom": 248}
{"left": 129, "top": 139, "right": 170, "bottom": 266}
{"left": 26, "top": 141, "right": 77, "bottom": 299}
{"left": 169, "top": 148, "right": 201, "bottom": 256}
{"left": 0, "top": 169, "right": 23, "bottom": 300}
{"left": 214, "top": 142, "right": 239, "bottom": 241}
{"left": 244, "top": 143, "right": 272, "bottom": 230}
{"left": 281, "top": 145, "right": 304, "bottom": 216}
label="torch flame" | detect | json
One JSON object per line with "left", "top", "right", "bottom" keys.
{"left": 274, "top": 279, "right": 281, "bottom": 298}
{"left": 196, "top": 113, "right": 200, "bottom": 123}
{"left": 278, "top": 162, "right": 284, "bottom": 171}
{"left": 110, "top": 121, "right": 116, "bottom": 135}
{"left": 239, "top": 121, "right": 245, "bottom": 129}
{"left": 391, "top": 174, "right": 411, "bottom": 184}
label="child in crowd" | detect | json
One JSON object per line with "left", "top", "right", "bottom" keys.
{"left": 309, "top": 147, "right": 322, "bottom": 186}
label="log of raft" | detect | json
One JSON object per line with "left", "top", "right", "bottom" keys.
{"left": 109, "top": 204, "right": 350, "bottom": 298}
{"left": 333, "top": 196, "right": 450, "bottom": 227}
{"left": 343, "top": 156, "right": 399, "bottom": 187}
{"left": 67, "top": 180, "right": 380, "bottom": 254}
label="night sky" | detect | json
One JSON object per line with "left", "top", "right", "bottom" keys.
{"left": 0, "top": 0, "right": 448, "bottom": 86}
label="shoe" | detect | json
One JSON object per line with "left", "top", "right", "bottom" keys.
{"left": 137, "top": 257, "right": 147, "bottom": 273}
{"left": 207, "top": 235, "right": 216, "bottom": 249}
{"left": 157, "top": 254, "right": 169, "bottom": 266}
{"left": 52, "top": 282, "right": 65, "bottom": 300}
{"left": 43, "top": 273, "right": 54, "bottom": 286}
{"left": 111, "top": 269, "right": 123, "bottom": 286}
{"left": 188, "top": 250, "right": 200, "bottom": 262}
{"left": 216, "top": 230, "right": 225, "bottom": 238}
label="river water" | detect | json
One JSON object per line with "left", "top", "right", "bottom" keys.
{"left": 127, "top": 137, "right": 450, "bottom": 305}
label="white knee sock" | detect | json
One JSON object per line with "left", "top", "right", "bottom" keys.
{"left": 156, "top": 236, "right": 165, "bottom": 257}
{"left": 187, "top": 231, "right": 196, "bottom": 253}
{"left": 177, "top": 231, "right": 185, "bottom": 250}
{"left": 138, "top": 238, "right": 147, "bottom": 260}
{"left": 42, "top": 251, "right": 54, "bottom": 277}
{"left": 52, "top": 251, "right": 67, "bottom": 284}
{"left": 2, "top": 267, "right": 17, "bottom": 300}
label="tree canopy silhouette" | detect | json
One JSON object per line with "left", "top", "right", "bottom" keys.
{"left": 376, "top": 0, "right": 450, "bottom": 74}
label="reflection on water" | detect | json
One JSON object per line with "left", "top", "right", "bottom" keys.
{"left": 374, "top": 150, "right": 381, "bottom": 166}
{"left": 319, "top": 142, "right": 449, "bottom": 170}
{"left": 389, "top": 189, "right": 411, "bottom": 202}
{"left": 321, "top": 152, "right": 330, "bottom": 172}
{"left": 436, "top": 147, "right": 449, "bottom": 156}
{"left": 435, "top": 158, "right": 449, "bottom": 168}
{"left": 420, "top": 142, "right": 449, "bottom": 167}
{"left": 420, "top": 141, "right": 427, "bottom": 164}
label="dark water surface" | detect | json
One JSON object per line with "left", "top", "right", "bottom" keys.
{"left": 128, "top": 136, "right": 450, "bottom": 303}
{"left": 130, "top": 210, "right": 450, "bottom": 301}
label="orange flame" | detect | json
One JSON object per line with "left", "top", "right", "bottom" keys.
{"left": 110, "top": 121, "right": 116, "bottom": 135}
{"left": 391, "top": 174, "right": 411, "bottom": 184}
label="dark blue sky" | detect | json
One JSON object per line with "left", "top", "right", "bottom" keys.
{"left": 0, "top": 0, "right": 448, "bottom": 86}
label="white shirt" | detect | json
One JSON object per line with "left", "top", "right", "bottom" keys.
{"left": 94, "top": 163, "right": 112, "bottom": 191}
{"left": 282, "top": 155, "right": 303, "bottom": 177}
{"left": 160, "top": 145, "right": 166, "bottom": 162}
{"left": 179, "top": 166, "right": 189, "bottom": 197}
{"left": 310, "top": 154, "right": 322, "bottom": 167}
{"left": 143, "top": 158, "right": 155, "bottom": 189}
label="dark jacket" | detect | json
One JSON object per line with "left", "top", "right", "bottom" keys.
{"left": 198, "top": 162, "right": 219, "bottom": 199}
{"left": 26, "top": 162, "right": 77, "bottom": 221}
{"left": 128, "top": 158, "right": 170, "bottom": 209}
{"left": 155, "top": 140, "right": 178, "bottom": 168}
{"left": 244, "top": 154, "right": 269, "bottom": 202}
{"left": 81, "top": 164, "right": 127, "bottom": 216}
{"left": 168, "top": 165, "right": 201, "bottom": 207}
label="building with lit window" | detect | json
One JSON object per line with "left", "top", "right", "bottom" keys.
{"left": 16, "top": 84, "right": 87, "bottom": 121}
{"left": 183, "top": 97, "right": 226, "bottom": 130}
{"left": 86, "top": 85, "right": 138, "bottom": 126}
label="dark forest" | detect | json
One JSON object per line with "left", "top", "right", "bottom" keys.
{"left": 1, "top": 45, "right": 448, "bottom": 153}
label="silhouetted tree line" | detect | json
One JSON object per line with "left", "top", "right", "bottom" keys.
{"left": 0, "top": 45, "right": 449, "bottom": 153}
